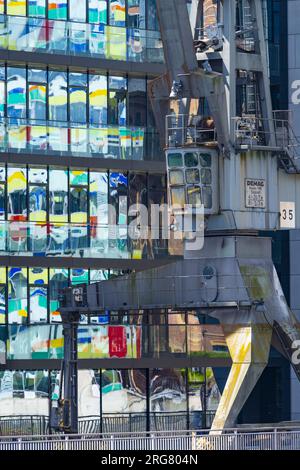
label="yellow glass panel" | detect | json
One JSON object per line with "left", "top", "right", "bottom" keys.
{"left": 7, "top": 0, "right": 26, "bottom": 16}
{"left": 0, "top": 268, "right": 5, "bottom": 284}
{"left": 29, "top": 267, "right": 48, "bottom": 285}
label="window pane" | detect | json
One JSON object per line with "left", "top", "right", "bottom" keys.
{"left": 69, "top": 0, "right": 86, "bottom": 22}
{"left": 0, "top": 285, "right": 6, "bottom": 324}
{"left": 201, "top": 168, "right": 212, "bottom": 184}
{"left": 187, "top": 186, "right": 201, "bottom": 205}
{"left": 128, "top": 78, "right": 147, "bottom": 126}
{"left": 89, "top": 75, "right": 107, "bottom": 125}
{"left": 8, "top": 268, "right": 28, "bottom": 324}
{"left": 49, "top": 169, "right": 68, "bottom": 222}
{"left": 170, "top": 187, "right": 185, "bottom": 208}
{"left": 102, "top": 369, "right": 147, "bottom": 417}
{"left": 48, "top": 0, "right": 67, "bottom": 20}
{"left": 30, "top": 286, "right": 47, "bottom": 323}
{"left": 70, "top": 187, "right": 88, "bottom": 223}
{"left": 202, "top": 186, "right": 212, "bottom": 209}
{"left": 128, "top": 0, "right": 146, "bottom": 28}
{"left": 70, "top": 87, "right": 87, "bottom": 124}
{"left": 29, "top": 84, "right": 46, "bottom": 120}
{"left": 199, "top": 153, "right": 212, "bottom": 167}
{"left": 109, "top": 0, "right": 126, "bottom": 26}
{"left": 7, "top": 68, "right": 26, "bottom": 119}
{"left": 0, "top": 81, "right": 5, "bottom": 117}
{"left": 48, "top": 72, "right": 67, "bottom": 121}
{"left": 28, "top": 0, "right": 46, "bottom": 17}
{"left": 7, "top": 167, "right": 27, "bottom": 221}
{"left": 28, "top": 69, "right": 47, "bottom": 83}
{"left": 168, "top": 153, "right": 183, "bottom": 168}
{"left": 169, "top": 170, "right": 184, "bottom": 185}
{"left": 28, "top": 168, "right": 47, "bottom": 184}
{"left": 89, "top": 0, "right": 108, "bottom": 23}
{"left": 184, "top": 152, "right": 198, "bottom": 167}
{"left": 150, "top": 368, "right": 187, "bottom": 430}
{"left": 70, "top": 170, "right": 88, "bottom": 186}
{"left": 49, "top": 268, "right": 68, "bottom": 322}
{"left": 29, "top": 185, "right": 47, "bottom": 221}
{"left": 186, "top": 169, "right": 200, "bottom": 184}
{"left": 29, "top": 267, "right": 48, "bottom": 285}
{"left": 147, "top": 0, "right": 159, "bottom": 30}
{"left": 7, "top": 0, "right": 26, "bottom": 15}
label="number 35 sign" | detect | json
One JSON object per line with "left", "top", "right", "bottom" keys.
{"left": 280, "top": 202, "right": 296, "bottom": 229}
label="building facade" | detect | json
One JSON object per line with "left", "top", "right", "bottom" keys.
{"left": 0, "top": 0, "right": 296, "bottom": 434}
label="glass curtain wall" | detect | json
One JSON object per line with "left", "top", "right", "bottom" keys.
{"left": 0, "top": 65, "right": 161, "bottom": 160}
{"left": 0, "top": 164, "right": 167, "bottom": 259}
{"left": 0, "top": 367, "right": 221, "bottom": 433}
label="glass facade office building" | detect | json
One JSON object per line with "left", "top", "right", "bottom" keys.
{"left": 0, "top": 0, "right": 225, "bottom": 433}
{"left": 0, "top": 0, "right": 292, "bottom": 434}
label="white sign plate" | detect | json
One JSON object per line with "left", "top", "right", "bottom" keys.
{"left": 245, "top": 179, "right": 266, "bottom": 208}
{"left": 280, "top": 202, "right": 296, "bottom": 229}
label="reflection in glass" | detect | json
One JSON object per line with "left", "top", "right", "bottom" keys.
{"left": 185, "top": 169, "right": 200, "bottom": 184}
{"left": 29, "top": 84, "right": 46, "bottom": 120}
{"left": 30, "top": 286, "right": 47, "bottom": 323}
{"left": 169, "top": 170, "right": 184, "bottom": 185}
{"left": 184, "top": 152, "right": 198, "bottom": 168}
{"left": 201, "top": 168, "right": 212, "bottom": 184}
{"left": 48, "top": 72, "right": 68, "bottom": 121}
{"left": 102, "top": 369, "right": 146, "bottom": 415}
{"left": 28, "top": 0, "right": 46, "bottom": 17}
{"left": 202, "top": 186, "right": 213, "bottom": 209}
{"left": 109, "top": 0, "right": 126, "bottom": 26}
{"left": 168, "top": 153, "right": 183, "bottom": 168}
{"left": 7, "top": 68, "right": 26, "bottom": 119}
{"left": 48, "top": 0, "right": 67, "bottom": 19}
{"left": 150, "top": 368, "right": 187, "bottom": 431}
{"left": 0, "top": 370, "right": 49, "bottom": 418}
{"left": 8, "top": 267, "right": 28, "bottom": 324}
{"left": 170, "top": 186, "right": 185, "bottom": 208}
{"left": 199, "top": 153, "right": 212, "bottom": 167}
{"left": 187, "top": 186, "right": 201, "bottom": 205}
{"left": 89, "top": 0, "right": 108, "bottom": 23}
{"left": 89, "top": 74, "right": 107, "bottom": 125}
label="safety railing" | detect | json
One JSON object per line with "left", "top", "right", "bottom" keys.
{"left": 0, "top": 119, "right": 162, "bottom": 161}
{"left": 233, "top": 113, "right": 300, "bottom": 172}
{"left": 1, "top": 427, "right": 300, "bottom": 450}
{"left": 166, "top": 114, "right": 217, "bottom": 148}
{"left": 0, "top": 15, "right": 164, "bottom": 64}
{"left": 0, "top": 413, "right": 216, "bottom": 436}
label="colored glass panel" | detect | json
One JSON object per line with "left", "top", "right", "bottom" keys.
{"left": 28, "top": 0, "right": 46, "bottom": 16}
{"left": 48, "top": 71, "right": 67, "bottom": 121}
{"left": 48, "top": 0, "right": 67, "bottom": 20}
{"left": 89, "top": 74, "right": 107, "bottom": 125}
{"left": 69, "top": 87, "right": 87, "bottom": 124}
{"left": 109, "top": 0, "right": 125, "bottom": 26}
{"left": 8, "top": 267, "right": 28, "bottom": 324}
{"left": 89, "top": 0, "right": 107, "bottom": 23}
{"left": 7, "top": 167, "right": 27, "bottom": 221}
{"left": 7, "top": 68, "right": 26, "bottom": 119}
{"left": 49, "top": 169, "right": 68, "bottom": 222}
{"left": 30, "top": 286, "right": 47, "bottom": 323}
{"left": 7, "top": 0, "right": 26, "bottom": 16}
{"left": 29, "top": 84, "right": 46, "bottom": 120}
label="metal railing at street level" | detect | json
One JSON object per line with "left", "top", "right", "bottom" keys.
{"left": 1, "top": 426, "right": 300, "bottom": 450}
